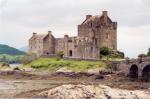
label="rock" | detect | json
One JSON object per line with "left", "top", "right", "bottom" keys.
{"left": 37, "top": 84, "right": 150, "bottom": 99}
{"left": 95, "top": 74, "right": 104, "bottom": 80}
{"left": 99, "top": 69, "right": 114, "bottom": 75}
{"left": 87, "top": 69, "right": 101, "bottom": 74}
{"left": 56, "top": 67, "right": 72, "bottom": 73}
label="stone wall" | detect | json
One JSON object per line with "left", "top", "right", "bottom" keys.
{"left": 29, "top": 11, "right": 117, "bottom": 59}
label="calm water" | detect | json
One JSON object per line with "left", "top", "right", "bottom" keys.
{"left": 0, "top": 79, "right": 59, "bottom": 98}
{"left": 9, "top": 64, "right": 22, "bottom": 68}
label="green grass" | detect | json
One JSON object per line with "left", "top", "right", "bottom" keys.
{"left": 24, "top": 58, "right": 107, "bottom": 72}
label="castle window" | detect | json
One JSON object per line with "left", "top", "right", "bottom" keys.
{"left": 96, "top": 26, "right": 100, "bottom": 28}
{"left": 69, "top": 50, "right": 73, "bottom": 57}
{"left": 106, "top": 33, "right": 109, "bottom": 39}
{"left": 68, "top": 40, "right": 72, "bottom": 43}
{"left": 90, "top": 23, "right": 92, "bottom": 27}
{"left": 91, "top": 47, "right": 93, "bottom": 51}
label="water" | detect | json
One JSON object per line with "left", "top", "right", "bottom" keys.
{"left": 0, "top": 79, "right": 59, "bottom": 98}
{"left": 9, "top": 64, "right": 22, "bottom": 68}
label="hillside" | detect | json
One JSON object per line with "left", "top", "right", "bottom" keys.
{"left": 23, "top": 58, "right": 106, "bottom": 72}
{"left": 0, "top": 44, "right": 25, "bottom": 55}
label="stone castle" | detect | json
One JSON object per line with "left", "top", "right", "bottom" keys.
{"left": 29, "top": 11, "right": 117, "bottom": 60}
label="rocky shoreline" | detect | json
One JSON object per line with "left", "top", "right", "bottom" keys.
{"left": 0, "top": 70, "right": 149, "bottom": 98}
{"left": 36, "top": 84, "right": 150, "bottom": 99}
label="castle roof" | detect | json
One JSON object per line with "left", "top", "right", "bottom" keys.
{"left": 29, "top": 34, "right": 46, "bottom": 41}
{"left": 35, "top": 34, "right": 46, "bottom": 40}
{"left": 81, "top": 14, "right": 112, "bottom": 25}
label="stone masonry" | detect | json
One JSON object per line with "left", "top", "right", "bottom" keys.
{"left": 29, "top": 11, "right": 117, "bottom": 60}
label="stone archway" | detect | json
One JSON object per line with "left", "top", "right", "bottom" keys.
{"left": 129, "top": 64, "right": 138, "bottom": 79}
{"left": 142, "top": 65, "right": 150, "bottom": 82}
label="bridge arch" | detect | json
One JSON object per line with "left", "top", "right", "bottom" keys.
{"left": 142, "top": 65, "right": 150, "bottom": 81}
{"left": 129, "top": 64, "right": 138, "bottom": 79}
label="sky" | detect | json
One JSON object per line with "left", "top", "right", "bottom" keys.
{"left": 0, "top": 0, "right": 150, "bottom": 58}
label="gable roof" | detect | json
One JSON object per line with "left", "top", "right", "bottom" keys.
{"left": 81, "top": 15, "right": 112, "bottom": 25}
{"left": 30, "top": 34, "right": 46, "bottom": 41}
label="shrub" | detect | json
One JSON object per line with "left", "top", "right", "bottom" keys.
{"left": 57, "top": 51, "right": 64, "bottom": 58}
{"left": 100, "top": 47, "right": 124, "bottom": 59}
{"left": 100, "top": 47, "right": 112, "bottom": 56}
{"left": 0, "top": 62, "right": 9, "bottom": 67}
{"left": 147, "top": 48, "right": 150, "bottom": 57}
{"left": 13, "top": 67, "right": 20, "bottom": 71}
{"left": 138, "top": 54, "right": 148, "bottom": 58}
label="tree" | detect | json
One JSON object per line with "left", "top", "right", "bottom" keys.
{"left": 100, "top": 47, "right": 124, "bottom": 59}
{"left": 138, "top": 54, "right": 147, "bottom": 58}
{"left": 100, "top": 47, "right": 112, "bottom": 56}
{"left": 1, "top": 56, "right": 7, "bottom": 62}
{"left": 147, "top": 48, "right": 150, "bottom": 56}
{"left": 57, "top": 51, "right": 64, "bottom": 58}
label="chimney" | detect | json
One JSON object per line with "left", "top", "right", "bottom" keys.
{"left": 102, "top": 11, "right": 108, "bottom": 25}
{"left": 48, "top": 31, "right": 52, "bottom": 35}
{"left": 64, "top": 34, "right": 69, "bottom": 38}
{"left": 102, "top": 11, "right": 108, "bottom": 16}
{"left": 86, "top": 15, "right": 92, "bottom": 19}
{"left": 33, "top": 32, "right": 37, "bottom": 36}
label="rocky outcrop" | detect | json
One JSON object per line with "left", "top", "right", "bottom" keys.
{"left": 37, "top": 84, "right": 150, "bottom": 99}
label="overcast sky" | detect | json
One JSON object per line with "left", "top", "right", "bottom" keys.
{"left": 0, "top": 0, "right": 150, "bottom": 58}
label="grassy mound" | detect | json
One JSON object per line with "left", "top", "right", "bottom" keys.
{"left": 24, "top": 58, "right": 107, "bottom": 72}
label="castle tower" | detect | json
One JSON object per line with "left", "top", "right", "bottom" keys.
{"left": 78, "top": 11, "right": 117, "bottom": 50}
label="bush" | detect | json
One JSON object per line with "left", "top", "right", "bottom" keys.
{"left": 21, "top": 53, "right": 38, "bottom": 65}
{"left": 100, "top": 47, "right": 112, "bottom": 56}
{"left": 13, "top": 67, "right": 20, "bottom": 71}
{"left": 100, "top": 47, "right": 124, "bottom": 59}
{"left": 147, "top": 48, "right": 150, "bottom": 57}
{"left": 57, "top": 51, "right": 64, "bottom": 58}
{"left": 138, "top": 54, "right": 148, "bottom": 58}
{"left": 0, "top": 62, "right": 9, "bottom": 67}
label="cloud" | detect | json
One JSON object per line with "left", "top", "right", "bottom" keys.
{"left": 0, "top": 0, "right": 150, "bottom": 58}
{"left": 118, "top": 25, "right": 150, "bottom": 58}
{"left": 0, "top": 0, "right": 8, "bottom": 8}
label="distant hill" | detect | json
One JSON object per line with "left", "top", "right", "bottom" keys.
{"left": 19, "top": 46, "right": 28, "bottom": 52}
{"left": 0, "top": 44, "right": 25, "bottom": 55}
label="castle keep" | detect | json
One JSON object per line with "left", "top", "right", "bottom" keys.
{"left": 29, "top": 11, "right": 117, "bottom": 60}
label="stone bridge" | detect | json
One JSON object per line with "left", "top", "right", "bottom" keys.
{"left": 110, "top": 58, "right": 150, "bottom": 81}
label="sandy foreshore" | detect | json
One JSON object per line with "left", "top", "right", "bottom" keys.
{"left": 0, "top": 70, "right": 149, "bottom": 98}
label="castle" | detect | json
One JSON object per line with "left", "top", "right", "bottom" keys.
{"left": 29, "top": 11, "right": 117, "bottom": 60}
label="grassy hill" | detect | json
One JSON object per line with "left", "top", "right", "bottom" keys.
{"left": 24, "top": 58, "right": 107, "bottom": 72}
{"left": 0, "top": 44, "right": 25, "bottom": 55}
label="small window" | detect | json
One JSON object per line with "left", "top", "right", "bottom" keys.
{"left": 68, "top": 40, "right": 72, "bottom": 42}
{"left": 69, "top": 50, "right": 73, "bottom": 56}
{"left": 91, "top": 23, "right": 92, "bottom": 27}
{"left": 106, "top": 33, "right": 109, "bottom": 39}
